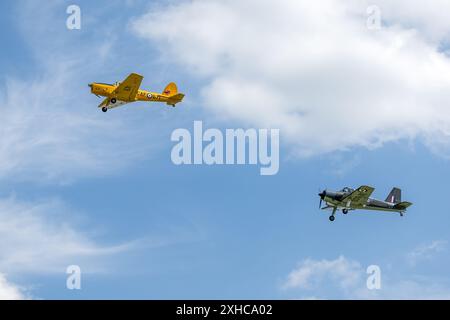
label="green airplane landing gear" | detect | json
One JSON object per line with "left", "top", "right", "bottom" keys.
{"left": 329, "top": 207, "right": 337, "bottom": 222}
{"left": 343, "top": 209, "right": 348, "bottom": 214}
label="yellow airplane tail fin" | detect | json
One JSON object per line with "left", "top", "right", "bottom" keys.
{"left": 162, "top": 82, "right": 178, "bottom": 97}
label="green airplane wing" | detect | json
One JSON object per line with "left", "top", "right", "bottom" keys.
{"left": 340, "top": 185, "right": 375, "bottom": 207}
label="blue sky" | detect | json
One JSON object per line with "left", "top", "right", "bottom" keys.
{"left": 1, "top": 0, "right": 450, "bottom": 299}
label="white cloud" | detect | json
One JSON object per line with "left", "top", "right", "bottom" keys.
{"left": 283, "top": 256, "right": 450, "bottom": 299}
{"left": 0, "top": 196, "right": 135, "bottom": 274}
{"left": 283, "top": 255, "right": 362, "bottom": 291}
{"left": 133, "top": 0, "right": 450, "bottom": 157}
{"left": 407, "top": 240, "right": 448, "bottom": 266}
{"left": 0, "top": 71, "right": 148, "bottom": 183}
{"left": 0, "top": 1, "right": 170, "bottom": 183}
{"left": 373, "top": 0, "right": 450, "bottom": 44}
{"left": 0, "top": 274, "right": 25, "bottom": 300}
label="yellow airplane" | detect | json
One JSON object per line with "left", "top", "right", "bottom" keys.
{"left": 88, "top": 73, "right": 185, "bottom": 112}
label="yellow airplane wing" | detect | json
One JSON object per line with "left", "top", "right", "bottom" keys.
{"left": 113, "top": 73, "right": 143, "bottom": 102}
{"left": 98, "top": 97, "right": 129, "bottom": 110}
{"left": 98, "top": 97, "right": 110, "bottom": 109}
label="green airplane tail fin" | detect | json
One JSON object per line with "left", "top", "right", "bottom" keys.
{"left": 386, "top": 187, "right": 401, "bottom": 203}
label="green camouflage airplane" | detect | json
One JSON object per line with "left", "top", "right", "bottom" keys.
{"left": 318, "top": 186, "right": 412, "bottom": 222}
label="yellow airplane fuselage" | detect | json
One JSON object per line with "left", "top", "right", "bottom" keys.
{"left": 90, "top": 83, "right": 174, "bottom": 104}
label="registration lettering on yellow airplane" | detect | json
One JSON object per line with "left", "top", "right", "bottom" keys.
{"left": 88, "top": 73, "right": 185, "bottom": 112}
